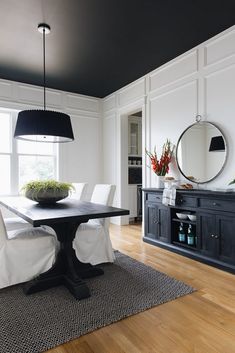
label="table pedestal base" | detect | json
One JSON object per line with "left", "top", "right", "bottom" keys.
{"left": 24, "top": 274, "right": 92, "bottom": 300}
{"left": 24, "top": 220, "right": 104, "bottom": 300}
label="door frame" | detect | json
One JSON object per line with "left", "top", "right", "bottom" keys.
{"left": 116, "top": 98, "right": 146, "bottom": 225}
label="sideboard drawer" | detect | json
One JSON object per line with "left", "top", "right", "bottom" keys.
{"left": 147, "top": 193, "right": 162, "bottom": 203}
{"left": 199, "top": 198, "right": 235, "bottom": 212}
{"left": 176, "top": 195, "right": 197, "bottom": 208}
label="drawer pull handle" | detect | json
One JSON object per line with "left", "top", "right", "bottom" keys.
{"left": 211, "top": 234, "right": 215, "bottom": 238}
{"left": 212, "top": 202, "right": 217, "bottom": 206}
{"left": 154, "top": 219, "right": 158, "bottom": 224}
{"left": 180, "top": 199, "right": 184, "bottom": 203}
{"left": 214, "top": 235, "right": 219, "bottom": 239}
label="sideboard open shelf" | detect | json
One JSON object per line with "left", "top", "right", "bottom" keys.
{"left": 143, "top": 188, "right": 235, "bottom": 274}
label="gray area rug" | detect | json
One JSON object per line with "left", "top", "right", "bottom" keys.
{"left": 0, "top": 251, "right": 195, "bottom": 353}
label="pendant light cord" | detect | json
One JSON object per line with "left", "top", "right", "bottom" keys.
{"left": 14, "top": 23, "right": 74, "bottom": 142}
{"left": 43, "top": 27, "right": 46, "bottom": 110}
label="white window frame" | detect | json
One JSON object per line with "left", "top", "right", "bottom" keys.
{"left": 0, "top": 108, "right": 58, "bottom": 195}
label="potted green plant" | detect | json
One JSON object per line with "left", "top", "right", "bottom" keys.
{"left": 22, "top": 180, "right": 74, "bottom": 205}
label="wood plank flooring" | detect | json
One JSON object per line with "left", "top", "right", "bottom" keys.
{"left": 47, "top": 223, "right": 235, "bottom": 353}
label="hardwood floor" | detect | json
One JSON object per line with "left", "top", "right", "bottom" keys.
{"left": 48, "top": 223, "right": 235, "bottom": 353}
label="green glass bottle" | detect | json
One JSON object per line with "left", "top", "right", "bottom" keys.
{"left": 187, "top": 224, "right": 194, "bottom": 245}
{"left": 178, "top": 222, "right": 186, "bottom": 242}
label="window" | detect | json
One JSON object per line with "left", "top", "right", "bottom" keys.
{"left": 0, "top": 112, "right": 11, "bottom": 195}
{"left": 0, "top": 109, "right": 57, "bottom": 195}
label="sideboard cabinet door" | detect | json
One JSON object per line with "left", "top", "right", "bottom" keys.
{"left": 145, "top": 202, "right": 169, "bottom": 243}
{"left": 198, "top": 213, "right": 218, "bottom": 258}
{"left": 199, "top": 213, "right": 235, "bottom": 265}
{"left": 217, "top": 215, "right": 235, "bottom": 265}
{"left": 145, "top": 202, "right": 158, "bottom": 240}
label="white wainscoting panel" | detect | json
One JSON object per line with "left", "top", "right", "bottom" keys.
{"left": 66, "top": 93, "right": 100, "bottom": 113}
{"left": 18, "top": 85, "right": 43, "bottom": 105}
{"left": 205, "top": 29, "right": 235, "bottom": 67}
{"left": 149, "top": 50, "right": 198, "bottom": 92}
{"left": 103, "top": 94, "right": 116, "bottom": 113}
{"left": 149, "top": 80, "right": 198, "bottom": 184}
{"left": 61, "top": 114, "right": 103, "bottom": 199}
{"left": 205, "top": 63, "right": 235, "bottom": 187}
{"left": 0, "top": 80, "right": 13, "bottom": 100}
{"left": 118, "top": 78, "right": 145, "bottom": 107}
{"left": 45, "top": 90, "right": 63, "bottom": 107}
{"left": 18, "top": 84, "right": 62, "bottom": 108}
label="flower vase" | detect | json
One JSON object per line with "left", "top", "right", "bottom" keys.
{"left": 155, "top": 175, "right": 165, "bottom": 189}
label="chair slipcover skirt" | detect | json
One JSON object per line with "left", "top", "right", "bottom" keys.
{"left": 73, "top": 220, "right": 115, "bottom": 265}
{"left": 0, "top": 222, "right": 58, "bottom": 289}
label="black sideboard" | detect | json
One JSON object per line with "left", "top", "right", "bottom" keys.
{"left": 143, "top": 188, "right": 235, "bottom": 273}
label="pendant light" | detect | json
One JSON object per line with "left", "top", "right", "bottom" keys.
{"left": 14, "top": 23, "right": 74, "bottom": 142}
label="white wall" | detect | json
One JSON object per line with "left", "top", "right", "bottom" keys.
{"left": 0, "top": 80, "right": 103, "bottom": 199}
{"left": 102, "top": 25, "right": 235, "bottom": 223}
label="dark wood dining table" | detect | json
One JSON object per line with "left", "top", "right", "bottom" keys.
{"left": 0, "top": 196, "right": 129, "bottom": 299}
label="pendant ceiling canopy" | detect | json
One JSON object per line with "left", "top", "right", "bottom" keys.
{"left": 14, "top": 23, "right": 74, "bottom": 143}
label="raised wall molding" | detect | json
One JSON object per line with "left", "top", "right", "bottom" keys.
{"left": 18, "top": 85, "right": 62, "bottom": 108}
{"left": 117, "top": 96, "right": 145, "bottom": 115}
{"left": 204, "top": 29, "right": 235, "bottom": 67}
{"left": 149, "top": 80, "right": 198, "bottom": 117}
{"left": 0, "top": 80, "right": 13, "bottom": 100}
{"left": 18, "top": 85, "right": 43, "bottom": 105}
{"left": 66, "top": 93, "right": 100, "bottom": 113}
{"left": 103, "top": 94, "right": 116, "bottom": 113}
{"left": 204, "top": 62, "right": 235, "bottom": 119}
{"left": 149, "top": 50, "right": 198, "bottom": 93}
{"left": 67, "top": 111, "right": 101, "bottom": 120}
{"left": 149, "top": 78, "right": 198, "bottom": 103}
{"left": 0, "top": 78, "right": 101, "bottom": 118}
{"left": 117, "top": 78, "right": 145, "bottom": 107}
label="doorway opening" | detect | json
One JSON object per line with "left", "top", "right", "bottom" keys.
{"left": 127, "top": 111, "right": 142, "bottom": 224}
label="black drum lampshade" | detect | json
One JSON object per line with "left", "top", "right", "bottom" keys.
{"left": 14, "top": 110, "right": 74, "bottom": 142}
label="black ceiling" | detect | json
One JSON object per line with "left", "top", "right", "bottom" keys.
{"left": 0, "top": 0, "right": 234, "bottom": 98}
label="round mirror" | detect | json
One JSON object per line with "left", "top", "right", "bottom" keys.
{"left": 176, "top": 121, "right": 227, "bottom": 184}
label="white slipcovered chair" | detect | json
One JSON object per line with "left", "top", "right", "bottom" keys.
{"left": 4, "top": 216, "right": 32, "bottom": 232}
{"left": 73, "top": 184, "right": 116, "bottom": 265}
{"left": 0, "top": 210, "right": 58, "bottom": 289}
{"left": 71, "top": 182, "right": 88, "bottom": 201}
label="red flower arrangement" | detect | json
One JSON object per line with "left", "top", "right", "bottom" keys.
{"left": 146, "top": 139, "right": 174, "bottom": 176}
